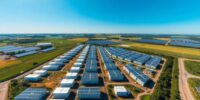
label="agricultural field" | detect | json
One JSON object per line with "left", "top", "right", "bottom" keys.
{"left": 116, "top": 41, "right": 200, "bottom": 59}
{"left": 0, "top": 60, "right": 21, "bottom": 69}
{"left": 188, "top": 78, "right": 200, "bottom": 99}
{"left": 184, "top": 60, "right": 200, "bottom": 76}
{"left": 0, "top": 39, "right": 86, "bottom": 82}
{"left": 154, "top": 38, "right": 171, "bottom": 41}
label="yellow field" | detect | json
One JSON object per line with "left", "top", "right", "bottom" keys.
{"left": 0, "top": 60, "right": 21, "bottom": 69}
{"left": 118, "top": 41, "right": 200, "bottom": 57}
{"left": 154, "top": 38, "right": 171, "bottom": 41}
{"left": 68, "top": 38, "right": 88, "bottom": 42}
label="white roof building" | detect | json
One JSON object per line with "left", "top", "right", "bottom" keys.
{"left": 65, "top": 72, "right": 78, "bottom": 79}
{"left": 60, "top": 79, "right": 75, "bottom": 87}
{"left": 33, "top": 70, "right": 48, "bottom": 77}
{"left": 36, "top": 43, "right": 52, "bottom": 47}
{"left": 24, "top": 74, "right": 41, "bottom": 82}
{"left": 113, "top": 86, "right": 129, "bottom": 97}
{"left": 53, "top": 87, "right": 70, "bottom": 99}
{"left": 70, "top": 67, "right": 80, "bottom": 72}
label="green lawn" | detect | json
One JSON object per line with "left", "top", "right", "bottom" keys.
{"left": 184, "top": 60, "right": 200, "bottom": 76}
{"left": 140, "top": 94, "right": 151, "bottom": 100}
{"left": 188, "top": 78, "right": 200, "bottom": 99}
{"left": 0, "top": 39, "right": 86, "bottom": 82}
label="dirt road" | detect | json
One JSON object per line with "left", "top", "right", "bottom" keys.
{"left": 178, "top": 58, "right": 200, "bottom": 100}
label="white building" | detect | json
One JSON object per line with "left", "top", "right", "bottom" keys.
{"left": 42, "top": 65, "right": 61, "bottom": 71}
{"left": 73, "top": 62, "right": 83, "bottom": 67}
{"left": 60, "top": 79, "right": 75, "bottom": 87}
{"left": 36, "top": 42, "right": 52, "bottom": 47}
{"left": 53, "top": 87, "right": 70, "bottom": 99}
{"left": 114, "top": 86, "right": 129, "bottom": 97}
{"left": 33, "top": 70, "right": 48, "bottom": 77}
{"left": 70, "top": 67, "right": 80, "bottom": 72}
{"left": 24, "top": 74, "right": 41, "bottom": 82}
{"left": 65, "top": 72, "right": 78, "bottom": 79}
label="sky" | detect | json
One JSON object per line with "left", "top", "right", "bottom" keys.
{"left": 0, "top": 0, "right": 200, "bottom": 34}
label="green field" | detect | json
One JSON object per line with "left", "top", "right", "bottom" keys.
{"left": 184, "top": 60, "right": 200, "bottom": 76}
{"left": 0, "top": 39, "right": 86, "bottom": 82}
{"left": 188, "top": 78, "right": 200, "bottom": 99}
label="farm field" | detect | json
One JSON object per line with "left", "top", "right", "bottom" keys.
{"left": 184, "top": 60, "right": 200, "bottom": 76}
{"left": 116, "top": 41, "right": 200, "bottom": 59}
{"left": 154, "top": 38, "right": 171, "bottom": 41}
{"left": 0, "top": 60, "right": 21, "bottom": 69}
{"left": 0, "top": 39, "right": 86, "bottom": 82}
{"left": 188, "top": 78, "right": 200, "bottom": 99}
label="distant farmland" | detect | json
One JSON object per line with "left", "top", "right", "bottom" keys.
{"left": 0, "top": 38, "right": 87, "bottom": 82}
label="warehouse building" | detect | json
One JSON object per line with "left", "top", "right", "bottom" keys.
{"left": 77, "top": 87, "right": 101, "bottom": 99}
{"left": 33, "top": 70, "right": 48, "bottom": 77}
{"left": 108, "top": 70, "right": 124, "bottom": 81}
{"left": 114, "top": 86, "right": 129, "bottom": 97}
{"left": 65, "top": 72, "right": 78, "bottom": 79}
{"left": 15, "top": 88, "right": 49, "bottom": 100}
{"left": 42, "top": 64, "right": 61, "bottom": 71}
{"left": 134, "top": 55, "right": 151, "bottom": 65}
{"left": 145, "top": 57, "right": 162, "bottom": 69}
{"left": 60, "top": 79, "right": 75, "bottom": 87}
{"left": 24, "top": 74, "right": 41, "bottom": 82}
{"left": 53, "top": 87, "right": 70, "bottom": 99}
{"left": 124, "top": 65, "right": 150, "bottom": 86}
{"left": 70, "top": 67, "right": 80, "bottom": 73}
{"left": 81, "top": 73, "right": 99, "bottom": 85}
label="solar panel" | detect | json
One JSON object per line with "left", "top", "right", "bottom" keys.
{"left": 124, "top": 65, "right": 150, "bottom": 86}
{"left": 78, "top": 87, "right": 101, "bottom": 99}
{"left": 108, "top": 70, "right": 124, "bottom": 81}
{"left": 15, "top": 88, "right": 48, "bottom": 100}
{"left": 81, "top": 73, "right": 99, "bottom": 85}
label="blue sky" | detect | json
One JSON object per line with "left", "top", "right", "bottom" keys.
{"left": 0, "top": 0, "right": 200, "bottom": 34}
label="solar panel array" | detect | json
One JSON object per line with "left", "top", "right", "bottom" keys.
{"left": 145, "top": 57, "right": 162, "bottom": 69}
{"left": 108, "top": 70, "right": 124, "bottom": 81}
{"left": 124, "top": 65, "right": 150, "bottom": 86}
{"left": 24, "top": 45, "right": 84, "bottom": 83}
{"left": 86, "top": 40, "right": 118, "bottom": 45}
{"left": 105, "top": 47, "right": 161, "bottom": 69}
{"left": 169, "top": 38, "right": 200, "bottom": 48}
{"left": 98, "top": 47, "right": 124, "bottom": 81}
{"left": 14, "top": 88, "right": 48, "bottom": 100}
{"left": 78, "top": 87, "right": 101, "bottom": 99}
{"left": 85, "top": 46, "right": 98, "bottom": 72}
{"left": 41, "top": 47, "right": 55, "bottom": 52}
{"left": 135, "top": 39, "right": 167, "bottom": 45}
{"left": 81, "top": 73, "right": 99, "bottom": 84}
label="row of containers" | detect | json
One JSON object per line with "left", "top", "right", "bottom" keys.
{"left": 52, "top": 45, "right": 101, "bottom": 99}
{"left": 15, "top": 45, "right": 84, "bottom": 100}
{"left": 105, "top": 47, "right": 162, "bottom": 69}
{"left": 98, "top": 47, "right": 151, "bottom": 86}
